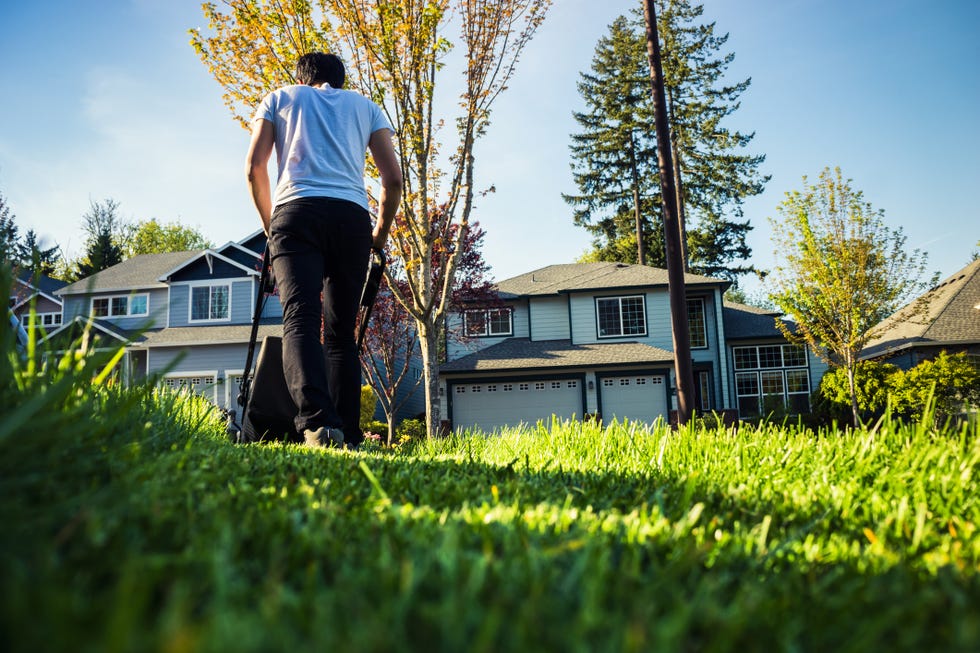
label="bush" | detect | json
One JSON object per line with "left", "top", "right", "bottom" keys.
{"left": 395, "top": 417, "right": 426, "bottom": 445}
{"left": 892, "top": 351, "right": 980, "bottom": 424}
{"left": 816, "top": 360, "right": 901, "bottom": 423}
{"left": 362, "top": 419, "right": 389, "bottom": 442}
{"left": 360, "top": 384, "right": 378, "bottom": 427}
{"left": 814, "top": 353, "right": 980, "bottom": 426}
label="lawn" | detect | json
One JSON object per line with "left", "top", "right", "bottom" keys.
{"left": 2, "top": 375, "right": 979, "bottom": 651}
{"left": 2, "top": 295, "right": 980, "bottom": 651}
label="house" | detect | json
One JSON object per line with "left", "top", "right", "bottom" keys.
{"left": 861, "top": 258, "right": 980, "bottom": 369}
{"left": 47, "top": 230, "right": 424, "bottom": 424}
{"left": 51, "top": 231, "right": 281, "bottom": 410}
{"left": 10, "top": 269, "right": 67, "bottom": 332}
{"left": 438, "top": 262, "right": 828, "bottom": 433}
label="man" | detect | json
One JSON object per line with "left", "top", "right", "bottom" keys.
{"left": 246, "top": 52, "right": 402, "bottom": 449}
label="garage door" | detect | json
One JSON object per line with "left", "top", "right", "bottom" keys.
{"left": 452, "top": 378, "right": 583, "bottom": 434}
{"left": 599, "top": 374, "right": 668, "bottom": 425}
{"left": 163, "top": 374, "right": 218, "bottom": 405}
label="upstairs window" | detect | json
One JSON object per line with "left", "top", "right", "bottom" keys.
{"left": 464, "top": 307, "right": 512, "bottom": 337}
{"left": 596, "top": 295, "right": 646, "bottom": 338}
{"left": 91, "top": 293, "right": 149, "bottom": 318}
{"left": 191, "top": 285, "right": 230, "bottom": 322}
{"left": 687, "top": 298, "right": 707, "bottom": 348}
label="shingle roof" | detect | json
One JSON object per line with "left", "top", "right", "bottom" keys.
{"left": 440, "top": 337, "right": 674, "bottom": 374}
{"left": 58, "top": 250, "right": 203, "bottom": 295}
{"left": 722, "top": 301, "right": 794, "bottom": 340}
{"left": 138, "top": 322, "right": 283, "bottom": 348}
{"left": 497, "top": 262, "right": 725, "bottom": 297}
{"left": 16, "top": 270, "right": 68, "bottom": 296}
{"left": 862, "top": 259, "right": 980, "bottom": 359}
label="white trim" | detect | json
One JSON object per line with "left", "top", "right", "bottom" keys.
{"left": 41, "top": 315, "right": 133, "bottom": 344}
{"left": 225, "top": 368, "right": 246, "bottom": 411}
{"left": 187, "top": 281, "right": 233, "bottom": 324}
{"left": 713, "top": 287, "right": 731, "bottom": 409}
{"left": 58, "top": 283, "right": 169, "bottom": 297}
{"left": 157, "top": 249, "right": 258, "bottom": 282}
{"left": 224, "top": 241, "right": 264, "bottom": 259}
{"left": 89, "top": 292, "right": 150, "bottom": 318}
{"left": 595, "top": 294, "right": 648, "bottom": 339}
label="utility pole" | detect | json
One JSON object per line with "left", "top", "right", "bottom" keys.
{"left": 642, "top": 0, "right": 695, "bottom": 424}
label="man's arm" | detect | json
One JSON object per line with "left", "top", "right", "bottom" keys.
{"left": 368, "top": 128, "right": 403, "bottom": 250}
{"left": 246, "top": 119, "right": 275, "bottom": 235}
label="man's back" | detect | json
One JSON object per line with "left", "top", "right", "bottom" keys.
{"left": 257, "top": 84, "right": 389, "bottom": 208}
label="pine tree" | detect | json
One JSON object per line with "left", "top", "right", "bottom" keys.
{"left": 566, "top": 1, "right": 768, "bottom": 283}
{"left": 74, "top": 199, "right": 124, "bottom": 280}
{"left": 16, "top": 230, "right": 61, "bottom": 278}
{"left": 0, "top": 191, "right": 20, "bottom": 267}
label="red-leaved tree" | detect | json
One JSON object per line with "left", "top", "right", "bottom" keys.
{"left": 360, "top": 215, "right": 497, "bottom": 441}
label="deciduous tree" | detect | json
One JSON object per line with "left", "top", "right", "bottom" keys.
{"left": 359, "top": 218, "right": 494, "bottom": 442}
{"left": 565, "top": 1, "right": 767, "bottom": 284}
{"left": 191, "top": 0, "right": 551, "bottom": 436}
{"left": 769, "top": 167, "right": 932, "bottom": 426}
{"left": 120, "top": 218, "right": 214, "bottom": 257}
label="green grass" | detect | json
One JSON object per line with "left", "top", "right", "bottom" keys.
{"left": 3, "top": 290, "right": 980, "bottom": 650}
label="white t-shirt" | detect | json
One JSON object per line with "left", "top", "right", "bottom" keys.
{"left": 253, "top": 84, "right": 392, "bottom": 211}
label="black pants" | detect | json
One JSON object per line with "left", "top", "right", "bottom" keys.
{"left": 268, "top": 197, "right": 372, "bottom": 446}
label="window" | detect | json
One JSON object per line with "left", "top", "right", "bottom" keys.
{"left": 687, "top": 298, "right": 707, "bottom": 348}
{"left": 535, "top": 382, "right": 545, "bottom": 390}
{"left": 596, "top": 295, "right": 646, "bottom": 338}
{"left": 21, "top": 312, "right": 63, "bottom": 329}
{"left": 697, "top": 371, "right": 712, "bottom": 411}
{"left": 519, "top": 383, "right": 529, "bottom": 391}
{"left": 464, "top": 308, "right": 512, "bottom": 337}
{"left": 191, "top": 285, "right": 230, "bottom": 321}
{"left": 567, "top": 381, "right": 578, "bottom": 388}
{"left": 732, "top": 345, "right": 812, "bottom": 416}
{"left": 503, "top": 384, "right": 513, "bottom": 392}
{"left": 90, "top": 293, "right": 149, "bottom": 318}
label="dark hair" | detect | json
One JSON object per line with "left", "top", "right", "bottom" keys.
{"left": 295, "top": 52, "right": 345, "bottom": 88}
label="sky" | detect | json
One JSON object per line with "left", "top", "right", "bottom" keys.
{"left": 1, "top": 0, "right": 978, "bottom": 297}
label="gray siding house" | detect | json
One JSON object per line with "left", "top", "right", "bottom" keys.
{"left": 861, "top": 258, "right": 980, "bottom": 369}
{"left": 52, "top": 233, "right": 278, "bottom": 411}
{"left": 439, "top": 262, "right": 828, "bottom": 434}
{"left": 11, "top": 270, "right": 67, "bottom": 332}
{"left": 48, "top": 230, "right": 424, "bottom": 424}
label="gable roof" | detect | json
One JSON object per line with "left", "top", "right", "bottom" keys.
{"left": 157, "top": 248, "right": 259, "bottom": 281}
{"left": 862, "top": 258, "right": 980, "bottom": 359}
{"left": 722, "top": 301, "right": 794, "bottom": 340}
{"left": 440, "top": 337, "right": 674, "bottom": 374}
{"left": 496, "top": 262, "right": 727, "bottom": 298}
{"left": 12, "top": 270, "right": 67, "bottom": 307}
{"left": 57, "top": 250, "right": 203, "bottom": 296}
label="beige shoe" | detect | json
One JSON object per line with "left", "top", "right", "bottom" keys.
{"left": 303, "top": 426, "right": 345, "bottom": 448}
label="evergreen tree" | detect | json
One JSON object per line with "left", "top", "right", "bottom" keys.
{"left": 565, "top": 1, "right": 768, "bottom": 283}
{"left": 16, "top": 230, "right": 61, "bottom": 278}
{"left": 0, "top": 191, "right": 20, "bottom": 267}
{"left": 74, "top": 199, "right": 124, "bottom": 280}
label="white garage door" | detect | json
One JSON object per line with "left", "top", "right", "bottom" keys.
{"left": 599, "top": 374, "right": 668, "bottom": 425}
{"left": 452, "top": 379, "right": 583, "bottom": 434}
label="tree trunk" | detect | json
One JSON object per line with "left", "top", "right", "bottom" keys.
{"left": 628, "top": 130, "right": 646, "bottom": 266}
{"left": 670, "top": 139, "right": 690, "bottom": 272}
{"left": 642, "top": 0, "right": 695, "bottom": 425}
{"left": 846, "top": 358, "right": 860, "bottom": 427}
{"left": 418, "top": 321, "right": 442, "bottom": 438}
{"left": 387, "top": 412, "right": 397, "bottom": 447}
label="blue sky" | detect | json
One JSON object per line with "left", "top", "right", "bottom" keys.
{"left": 1, "top": 0, "right": 977, "bottom": 296}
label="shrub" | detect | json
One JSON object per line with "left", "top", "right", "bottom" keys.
{"left": 891, "top": 351, "right": 980, "bottom": 424}
{"left": 815, "top": 360, "right": 902, "bottom": 423}
{"left": 360, "top": 384, "right": 378, "bottom": 427}
{"left": 395, "top": 418, "right": 426, "bottom": 445}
